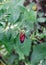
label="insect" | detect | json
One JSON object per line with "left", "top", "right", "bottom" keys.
{"left": 20, "top": 32, "right": 25, "bottom": 43}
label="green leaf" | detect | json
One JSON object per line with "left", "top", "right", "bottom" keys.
{"left": 10, "top": 0, "right": 25, "bottom": 6}
{"left": 14, "top": 34, "right": 32, "bottom": 60}
{"left": 31, "top": 43, "right": 46, "bottom": 64}
{"left": 18, "top": 6, "right": 27, "bottom": 12}
{"left": 8, "top": 54, "right": 19, "bottom": 65}
{"left": 37, "top": 12, "right": 44, "bottom": 17}
{"left": 37, "top": 17, "right": 46, "bottom": 23}
{"left": 24, "top": 10, "right": 37, "bottom": 22}
{"left": 2, "top": 0, "right": 25, "bottom": 24}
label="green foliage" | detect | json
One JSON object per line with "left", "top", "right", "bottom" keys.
{"left": 15, "top": 34, "right": 31, "bottom": 60}
{"left": 31, "top": 43, "right": 46, "bottom": 63}
{"left": 0, "top": 0, "right": 46, "bottom": 65}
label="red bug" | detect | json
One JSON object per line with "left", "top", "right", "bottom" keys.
{"left": 20, "top": 32, "right": 25, "bottom": 43}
